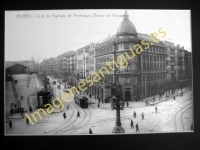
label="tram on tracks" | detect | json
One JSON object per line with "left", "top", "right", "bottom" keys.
{"left": 74, "top": 94, "right": 89, "bottom": 108}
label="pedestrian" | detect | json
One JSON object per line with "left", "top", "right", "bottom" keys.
{"left": 127, "top": 102, "right": 129, "bottom": 107}
{"left": 153, "top": 96, "right": 155, "bottom": 102}
{"left": 102, "top": 99, "right": 103, "bottom": 104}
{"left": 98, "top": 97, "right": 100, "bottom": 103}
{"left": 26, "top": 118, "right": 29, "bottom": 125}
{"left": 155, "top": 106, "right": 157, "bottom": 113}
{"left": 141, "top": 112, "right": 144, "bottom": 120}
{"left": 89, "top": 128, "right": 92, "bottom": 134}
{"left": 136, "top": 123, "right": 139, "bottom": 133}
{"left": 29, "top": 106, "right": 32, "bottom": 113}
{"left": 9, "top": 120, "right": 12, "bottom": 129}
{"left": 21, "top": 96, "right": 23, "bottom": 100}
{"left": 134, "top": 111, "right": 136, "bottom": 118}
{"left": 63, "top": 112, "right": 66, "bottom": 119}
{"left": 131, "top": 119, "right": 134, "bottom": 128}
{"left": 77, "top": 111, "right": 80, "bottom": 117}
{"left": 14, "top": 104, "right": 17, "bottom": 110}
{"left": 98, "top": 102, "right": 100, "bottom": 107}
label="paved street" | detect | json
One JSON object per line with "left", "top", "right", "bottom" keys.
{"left": 6, "top": 78, "right": 193, "bottom": 135}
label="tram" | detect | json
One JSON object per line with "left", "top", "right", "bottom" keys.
{"left": 74, "top": 94, "right": 89, "bottom": 108}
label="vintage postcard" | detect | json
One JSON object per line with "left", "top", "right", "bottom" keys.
{"left": 5, "top": 9, "right": 192, "bottom": 135}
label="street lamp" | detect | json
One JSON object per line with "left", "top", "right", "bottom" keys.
{"left": 111, "top": 82, "right": 125, "bottom": 133}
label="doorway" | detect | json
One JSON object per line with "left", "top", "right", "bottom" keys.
{"left": 125, "top": 91, "right": 131, "bottom": 101}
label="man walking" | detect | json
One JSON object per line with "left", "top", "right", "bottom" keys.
{"left": 127, "top": 101, "right": 129, "bottom": 107}
{"left": 133, "top": 111, "right": 136, "bottom": 118}
{"left": 29, "top": 106, "right": 32, "bottom": 113}
{"left": 155, "top": 106, "right": 158, "bottom": 113}
{"left": 9, "top": 120, "right": 12, "bottom": 129}
{"left": 63, "top": 112, "right": 66, "bottom": 119}
{"left": 141, "top": 112, "right": 144, "bottom": 120}
{"left": 131, "top": 119, "right": 134, "bottom": 128}
{"left": 26, "top": 118, "right": 29, "bottom": 125}
{"left": 89, "top": 128, "right": 92, "bottom": 134}
{"left": 77, "top": 111, "right": 80, "bottom": 117}
{"left": 136, "top": 123, "right": 139, "bottom": 133}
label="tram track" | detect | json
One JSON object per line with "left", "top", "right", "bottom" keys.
{"left": 61, "top": 107, "right": 92, "bottom": 134}
{"left": 42, "top": 101, "right": 75, "bottom": 134}
{"left": 40, "top": 81, "right": 192, "bottom": 134}
{"left": 175, "top": 103, "right": 193, "bottom": 131}
{"left": 53, "top": 101, "right": 86, "bottom": 134}
{"left": 181, "top": 106, "right": 193, "bottom": 131}
{"left": 154, "top": 97, "right": 192, "bottom": 114}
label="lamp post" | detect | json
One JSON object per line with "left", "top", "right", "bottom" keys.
{"left": 111, "top": 82, "right": 125, "bottom": 133}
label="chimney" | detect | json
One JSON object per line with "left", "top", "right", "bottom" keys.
{"left": 177, "top": 44, "right": 180, "bottom": 48}
{"left": 181, "top": 46, "right": 184, "bottom": 49}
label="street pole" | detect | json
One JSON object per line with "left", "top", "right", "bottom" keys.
{"left": 112, "top": 83, "right": 125, "bottom": 133}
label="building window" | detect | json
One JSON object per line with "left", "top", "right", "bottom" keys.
{"left": 125, "top": 77, "right": 130, "bottom": 83}
{"left": 171, "top": 57, "right": 175, "bottom": 63}
{"left": 143, "top": 55, "right": 145, "bottom": 61}
{"left": 170, "top": 49, "right": 175, "bottom": 55}
{"left": 124, "top": 43, "right": 128, "bottom": 49}
{"left": 107, "top": 57, "right": 109, "bottom": 62}
{"left": 146, "top": 55, "right": 149, "bottom": 62}
{"left": 115, "top": 76, "right": 119, "bottom": 82}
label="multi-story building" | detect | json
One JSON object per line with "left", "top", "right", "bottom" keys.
{"left": 39, "top": 11, "right": 192, "bottom": 101}
{"left": 88, "top": 43, "right": 96, "bottom": 95}
{"left": 61, "top": 52, "right": 68, "bottom": 81}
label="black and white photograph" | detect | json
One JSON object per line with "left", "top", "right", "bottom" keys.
{"left": 5, "top": 9, "right": 193, "bottom": 135}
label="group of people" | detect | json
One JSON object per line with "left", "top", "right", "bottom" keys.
{"left": 130, "top": 111, "right": 145, "bottom": 133}
{"left": 130, "top": 119, "right": 139, "bottom": 133}
{"left": 10, "top": 106, "right": 24, "bottom": 117}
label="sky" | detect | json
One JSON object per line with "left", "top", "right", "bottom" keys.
{"left": 5, "top": 9, "right": 191, "bottom": 62}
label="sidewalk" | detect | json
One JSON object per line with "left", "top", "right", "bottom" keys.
{"left": 88, "top": 88, "right": 191, "bottom": 109}
{"left": 154, "top": 88, "right": 191, "bottom": 105}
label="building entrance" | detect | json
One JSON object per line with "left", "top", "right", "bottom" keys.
{"left": 125, "top": 91, "right": 131, "bottom": 101}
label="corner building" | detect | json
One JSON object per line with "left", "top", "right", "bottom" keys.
{"left": 90, "top": 11, "right": 168, "bottom": 101}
